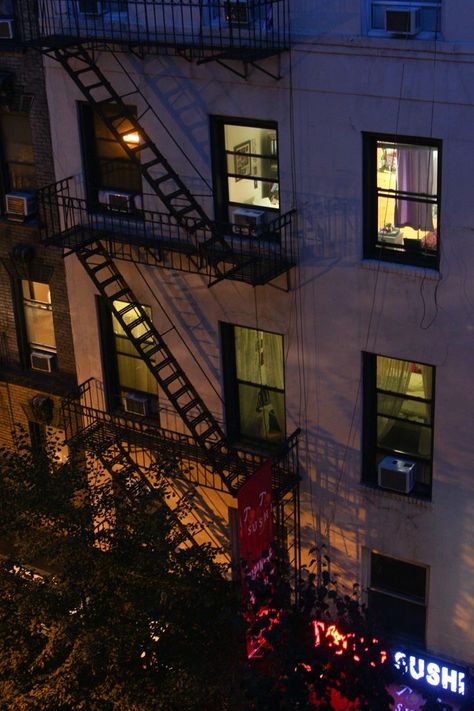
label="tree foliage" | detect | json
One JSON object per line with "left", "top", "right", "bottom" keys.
{"left": 0, "top": 428, "right": 242, "bottom": 710}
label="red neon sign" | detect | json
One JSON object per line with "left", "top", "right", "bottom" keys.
{"left": 312, "top": 620, "right": 388, "bottom": 666}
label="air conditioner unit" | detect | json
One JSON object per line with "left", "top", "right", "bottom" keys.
{"left": 98, "top": 190, "right": 136, "bottom": 212}
{"left": 0, "top": 18, "right": 14, "bottom": 39}
{"left": 378, "top": 456, "right": 417, "bottom": 494}
{"left": 232, "top": 207, "right": 266, "bottom": 235}
{"left": 122, "top": 392, "right": 149, "bottom": 417}
{"left": 224, "top": 2, "right": 252, "bottom": 26}
{"left": 384, "top": 7, "right": 421, "bottom": 36}
{"left": 30, "top": 351, "right": 56, "bottom": 373}
{"left": 5, "top": 192, "right": 36, "bottom": 221}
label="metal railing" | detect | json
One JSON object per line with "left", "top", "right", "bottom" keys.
{"left": 37, "top": 177, "right": 296, "bottom": 285}
{"left": 62, "top": 377, "right": 300, "bottom": 496}
{"left": 18, "top": 0, "right": 290, "bottom": 59}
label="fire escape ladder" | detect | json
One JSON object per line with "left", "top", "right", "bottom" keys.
{"left": 91, "top": 427, "right": 199, "bottom": 549}
{"left": 49, "top": 45, "right": 230, "bottom": 257}
{"left": 75, "top": 239, "right": 247, "bottom": 492}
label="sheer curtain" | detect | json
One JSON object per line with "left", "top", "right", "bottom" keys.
{"left": 376, "top": 356, "right": 412, "bottom": 441}
{"left": 235, "top": 328, "right": 284, "bottom": 441}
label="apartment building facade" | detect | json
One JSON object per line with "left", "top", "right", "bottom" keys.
{"left": 6, "top": 0, "right": 474, "bottom": 705}
{"left": 0, "top": 1, "right": 76, "bottom": 461}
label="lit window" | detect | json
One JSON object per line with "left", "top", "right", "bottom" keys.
{"left": 21, "top": 281, "right": 56, "bottom": 354}
{"left": 79, "top": 103, "right": 142, "bottom": 202}
{"left": 364, "top": 134, "right": 440, "bottom": 267}
{"left": 222, "top": 324, "right": 285, "bottom": 445}
{"left": 363, "top": 353, "right": 434, "bottom": 499}
{"left": 111, "top": 301, "right": 156, "bottom": 396}
{"left": 211, "top": 118, "right": 279, "bottom": 225}
{"left": 369, "top": 552, "right": 427, "bottom": 645}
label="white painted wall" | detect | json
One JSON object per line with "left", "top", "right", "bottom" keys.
{"left": 44, "top": 2, "right": 474, "bottom": 670}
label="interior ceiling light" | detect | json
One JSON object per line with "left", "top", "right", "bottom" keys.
{"left": 122, "top": 132, "right": 140, "bottom": 145}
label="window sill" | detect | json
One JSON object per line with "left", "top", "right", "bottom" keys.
{"left": 360, "top": 259, "right": 441, "bottom": 281}
{"left": 360, "top": 481, "right": 432, "bottom": 507}
{"left": 0, "top": 364, "right": 77, "bottom": 397}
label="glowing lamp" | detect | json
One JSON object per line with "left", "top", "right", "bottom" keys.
{"left": 123, "top": 131, "right": 140, "bottom": 146}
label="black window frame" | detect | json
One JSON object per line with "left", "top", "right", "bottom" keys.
{"left": 368, "top": 551, "right": 428, "bottom": 647}
{"left": 96, "top": 297, "right": 159, "bottom": 419}
{"left": 0, "top": 111, "right": 36, "bottom": 206}
{"left": 363, "top": 132, "right": 441, "bottom": 269}
{"left": 78, "top": 102, "right": 143, "bottom": 211}
{"left": 362, "top": 352, "right": 435, "bottom": 500}
{"left": 221, "top": 322, "right": 286, "bottom": 448}
{"left": 210, "top": 115, "right": 280, "bottom": 225}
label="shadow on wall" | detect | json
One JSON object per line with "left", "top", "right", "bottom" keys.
{"left": 298, "top": 195, "right": 360, "bottom": 262}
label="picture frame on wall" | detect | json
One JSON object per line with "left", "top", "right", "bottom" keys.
{"left": 234, "top": 140, "right": 252, "bottom": 181}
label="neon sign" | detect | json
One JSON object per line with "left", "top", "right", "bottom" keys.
{"left": 312, "top": 620, "right": 388, "bottom": 666}
{"left": 393, "top": 651, "right": 467, "bottom": 698}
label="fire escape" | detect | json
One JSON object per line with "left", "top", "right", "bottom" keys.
{"left": 16, "top": 0, "right": 300, "bottom": 578}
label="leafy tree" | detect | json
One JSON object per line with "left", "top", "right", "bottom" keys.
{"left": 241, "top": 545, "right": 396, "bottom": 710}
{"left": 0, "top": 428, "right": 243, "bottom": 710}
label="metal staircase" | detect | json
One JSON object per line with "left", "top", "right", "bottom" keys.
{"left": 49, "top": 45, "right": 228, "bottom": 256}
{"left": 84, "top": 419, "right": 199, "bottom": 548}
{"left": 75, "top": 238, "right": 247, "bottom": 493}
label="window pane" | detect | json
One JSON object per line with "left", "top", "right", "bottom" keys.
{"left": 376, "top": 357, "right": 432, "bottom": 400}
{"left": 371, "top": 553, "right": 426, "bottom": 600}
{"left": 238, "top": 383, "right": 285, "bottom": 443}
{"left": 224, "top": 123, "right": 278, "bottom": 210}
{"left": 377, "top": 394, "right": 431, "bottom": 425}
{"left": 22, "top": 281, "right": 56, "bottom": 351}
{"left": 24, "top": 305, "right": 56, "bottom": 350}
{"left": 377, "top": 417, "right": 431, "bottom": 459}
{"left": 112, "top": 301, "right": 152, "bottom": 340}
{"left": 117, "top": 354, "right": 156, "bottom": 394}
{"left": 375, "top": 140, "right": 439, "bottom": 259}
{"left": 235, "top": 327, "right": 284, "bottom": 389}
{"left": 369, "top": 590, "right": 426, "bottom": 645}
{"left": 22, "top": 281, "right": 51, "bottom": 303}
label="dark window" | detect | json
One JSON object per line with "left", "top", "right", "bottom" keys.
{"left": 79, "top": 103, "right": 142, "bottom": 205}
{"left": 363, "top": 353, "right": 434, "bottom": 499}
{"left": 0, "top": 113, "right": 36, "bottom": 193}
{"left": 369, "top": 552, "right": 427, "bottom": 646}
{"left": 97, "top": 298, "right": 158, "bottom": 415}
{"left": 363, "top": 134, "right": 440, "bottom": 268}
{"left": 221, "top": 323, "right": 285, "bottom": 445}
{"left": 211, "top": 117, "right": 279, "bottom": 225}
{"left": 22, "top": 281, "right": 56, "bottom": 354}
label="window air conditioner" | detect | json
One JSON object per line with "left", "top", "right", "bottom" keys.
{"left": 98, "top": 190, "right": 136, "bottom": 212}
{"left": 5, "top": 192, "right": 36, "bottom": 221}
{"left": 378, "top": 456, "right": 417, "bottom": 494}
{"left": 224, "top": 2, "right": 252, "bottom": 26}
{"left": 384, "top": 7, "right": 421, "bottom": 36}
{"left": 0, "top": 18, "right": 14, "bottom": 39}
{"left": 122, "top": 392, "right": 149, "bottom": 417}
{"left": 30, "top": 351, "right": 56, "bottom": 373}
{"left": 232, "top": 207, "right": 266, "bottom": 235}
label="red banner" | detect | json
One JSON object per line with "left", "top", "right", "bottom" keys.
{"left": 237, "top": 460, "right": 273, "bottom": 568}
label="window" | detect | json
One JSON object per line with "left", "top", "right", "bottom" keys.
{"left": 368, "top": 552, "right": 427, "bottom": 646}
{"left": 368, "top": 1, "right": 441, "bottom": 39}
{"left": 221, "top": 324, "right": 285, "bottom": 445}
{"left": 0, "top": 113, "right": 36, "bottom": 193}
{"left": 111, "top": 301, "right": 156, "bottom": 396}
{"left": 364, "top": 134, "right": 440, "bottom": 268}
{"left": 21, "top": 281, "right": 56, "bottom": 355}
{"left": 211, "top": 117, "right": 279, "bottom": 225}
{"left": 363, "top": 353, "right": 434, "bottom": 499}
{"left": 79, "top": 103, "right": 142, "bottom": 205}
{"left": 97, "top": 298, "right": 158, "bottom": 414}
